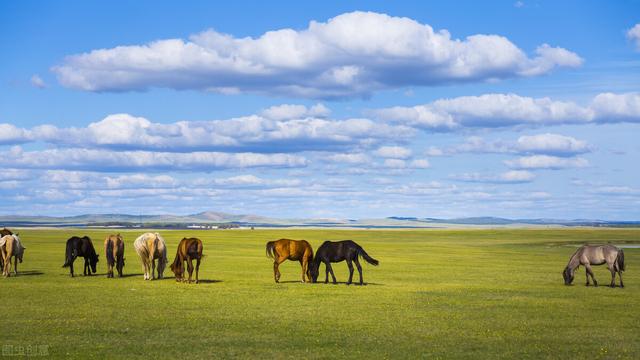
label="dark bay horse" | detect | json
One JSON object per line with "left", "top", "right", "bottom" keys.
{"left": 63, "top": 236, "right": 99, "bottom": 277}
{"left": 563, "top": 244, "right": 625, "bottom": 287}
{"left": 310, "top": 240, "right": 379, "bottom": 285}
{"left": 266, "top": 239, "right": 313, "bottom": 283}
{"left": 170, "top": 237, "right": 203, "bottom": 283}
{"left": 104, "top": 234, "right": 125, "bottom": 278}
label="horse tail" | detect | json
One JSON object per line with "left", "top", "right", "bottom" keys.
{"left": 62, "top": 239, "right": 73, "bottom": 267}
{"left": 616, "top": 249, "right": 625, "bottom": 272}
{"left": 106, "top": 239, "right": 115, "bottom": 266}
{"left": 266, "top": 241, "right": 276, "bottom": 259}
{"left": 358, "top": 247, "right": 379, "bottom": 266}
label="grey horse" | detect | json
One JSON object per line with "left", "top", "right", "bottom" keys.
{"left": 563, "top": 245, "right": 625, "bottom": 287}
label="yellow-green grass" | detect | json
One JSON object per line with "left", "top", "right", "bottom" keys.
{"left": 2, "top": 228, "right": 639, "bottom": 359}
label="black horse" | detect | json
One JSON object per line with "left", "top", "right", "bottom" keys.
{"left": 62, "top": 236, "right": 99, "bottom": 277}
{"left": 310, "top": 240, "right": 379, "bottom": 285}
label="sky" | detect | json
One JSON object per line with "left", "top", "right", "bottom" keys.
{"left": 0, "top": 1, "right": 639, "bottom": 220}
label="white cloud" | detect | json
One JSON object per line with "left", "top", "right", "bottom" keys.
{"left": 374, "top": 146, "right": 412, "bottom": 159}
{"left": 504, "top": 155, "right": 589, "bottom": 170}
{"left": 0, "top": 124, "right": 31, "bottom": 144}
{"left": 374, "top": 92, "right": 640, "bottom": 130}
{"left": 627, "top": 24, "right": 640, "bottom": 51}
{"left": 515, "top": 133, "right": 590, "bottom": 156}
{"left": 25, "top": 112, "right": 413, "bottom": 152}
{"left": 30, "top": 75, "right": 47, "bottom": 89}
{"left": 1, "top": 147, "right": 308, "bottom": 172}
{"left": 445, "top": 133, "right": 591, "bottom": 157}
{"left": 325, "top": 153, "right": 371, "bottom": 164}
{"left": 52, "top": 11, "right": 581, "bottom": 98}
{"left": 451, "top": 170, "right": 535, "bottom": 183}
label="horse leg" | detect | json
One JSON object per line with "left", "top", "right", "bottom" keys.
{"left": 619, "top": 271, "right": 624, "bottom": 288}
{"left": 346, "top": 259, "right": 354, "bottom": 285}
{"left": 324, "top": 262, "right": 330, "bottom": 284}
{"left": 608, "top": 264, "right": 616, "bottom": 287}
{"left": 195, "top": 257, "right": 201, "bottom": 284}
{"left": 299, "top": 259, "right": 305, "bottom": 283}
{"left": 83, "top": 257, "right": 88, "bottom": 276}
{"left": 150, "top": 258, "right": 156, "bottom": 280}
{"left": 327, "top": 262, "right": 337, "bottom": 284}
{"left": 187, "top": 257, "right": 194, "bottom": 283}
{"left": 69, "top": 259, "right": 75, "bottom": 277}
{"left": 14, "top": 256, "right": 18, "bottom": 276}
{"left": 354, "top": 257, "right": 363, "bottom": 285}
{"left": 585, "top": 264, "right": 597, "bottom": 287}
{"left": 273, "top": 258, "right": 285, "bottom": 283}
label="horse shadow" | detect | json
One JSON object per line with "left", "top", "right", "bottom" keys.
{"left": 14, "top": 270, "right": 44, "bottom": 276}
{"left": 278, "top": 280, "right": 384, "bottom": 286}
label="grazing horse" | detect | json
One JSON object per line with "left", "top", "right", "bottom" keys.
{"left": 170, "top": 237, "right": 203, "bottom": 283}
{"left": 266, "top": 239, "right": 313, "bottom": 283}
{"left": 0, "top": 228, "right": 12, "bottom": 270}
{"left": 0, "top": 234, "right": 25, "bottom": 277}
{"left": 563, "top": 245, "right": 625, "bottom": 287}
{"left": 134, "top": 232, "right": 168, "bottom": 280}
{"left": 62, "top": 236, "right": 99, "bottom": 277}
{"left": 104, "top": 234, "right": 125, "bottom": 278}
{"left": 310, "top": 240, "right": 379, "bottom": 285}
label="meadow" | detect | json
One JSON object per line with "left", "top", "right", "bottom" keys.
{"left": 2, "top": 228, "right": 639, "bottom": 359}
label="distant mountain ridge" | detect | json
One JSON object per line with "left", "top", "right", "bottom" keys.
{"left": 0, "top": 212, "right": 637, "bottom": 228}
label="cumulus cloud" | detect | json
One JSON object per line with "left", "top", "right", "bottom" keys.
{"left": 450, "top": 133, "right": 591, "bottom": 157}
{"left": 374, "top": 146, "right": 412, "bottom": 159}
{"left": 1, "top": 146, "right": 307, "bottom": 172}
{"left": 23, "top": 112, "right": 413, "bottom": 153}
{"left": 627, "top": 24, "right": 640, "bottom": 51}
{"left": 504, "top": 155, "right": 589, "bottom": 170}
{"left": 373, "top": 92, "right": 640, "bottom": 130}
{"left": 451, "top": 170, "right": 535, "bottom": 183}
{"left": 52, "top": 11, "right": 581, "bottom": 99}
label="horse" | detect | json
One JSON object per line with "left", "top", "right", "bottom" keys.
{"left": 0, "top": 234, "right": 25, "bottom": 277}
{"left": 104, "top": 234, "right": 125, "bottom": 278}
{"left": 170, "top": 237, "right": 203, "bottom": 283}
{"left": 563, "top": 244, "right": 625, "bottom": 287}
{"left": 0, "top": 228, "right": 13, "bottom": 270}
{"left": 266, "top": 239, "right": 314, "bottom": 283}
{"left": 310, "top": 240, "right": 379, "bottom": 285}
{"left": 133, "top": 232, "right": 168, "bottom": 280}
{"left": 62, "top": 236, "right": 99, "bottom": 277}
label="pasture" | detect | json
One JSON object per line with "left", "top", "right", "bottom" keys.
{"left": 2, "top": 228, "right": 640, "bottom": 359}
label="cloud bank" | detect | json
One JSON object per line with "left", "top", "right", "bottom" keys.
{"left": 53, "top": 11, "right": 581, "bottom": 99}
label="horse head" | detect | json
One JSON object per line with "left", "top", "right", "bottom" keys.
{"left": 309, "top": 261, "right": 320, "bottom": 283}
{"left": 562, "top": 266, "right": 574, "bottom": 285}
{"left": 91, "top": 253, "right": 99, "bottom": 273}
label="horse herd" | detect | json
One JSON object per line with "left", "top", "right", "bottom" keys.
{"left": 0, "top": 227, "right": 629, "bottom": 287}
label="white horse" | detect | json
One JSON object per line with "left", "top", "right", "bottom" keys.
{"left": 0, "top": 234, "right": 25, "bottom": 277}
{"left": 133, "top": 232, "right": 167, "bottom": 280}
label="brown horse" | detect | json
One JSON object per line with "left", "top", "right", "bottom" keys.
{"left": 563, "top": 244, "right": 625, "bottom": 287}
{"left": 266, "top": 239, "right": 313, "bottom": 283}
{"left": 104, "top": 234, "right": 125, "bottom": 278}
{"left": 170, "top": 237, "right": 204, "bottom": 283}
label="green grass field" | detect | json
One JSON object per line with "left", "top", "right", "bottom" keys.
{"left": 2, "top": 228, "right": 639, "bottom": 359}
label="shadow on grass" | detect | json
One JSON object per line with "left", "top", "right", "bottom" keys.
{"left": 14, "top": 270, "right": 44, "bottom": 276}
{"left": 278, "top": 280, "right": 383, "bottom": 286}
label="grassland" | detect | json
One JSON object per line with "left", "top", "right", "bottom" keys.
{"left": 2, "top": 228, "right": 639, "bottom": 359}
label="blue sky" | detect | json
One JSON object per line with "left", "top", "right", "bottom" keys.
{"left": 1, "top": 1, "right": 639, "bottom": 219}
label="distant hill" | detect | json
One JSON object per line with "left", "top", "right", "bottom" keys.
{"left": 0, "top": 212, "right": 637, "bottom": 228}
